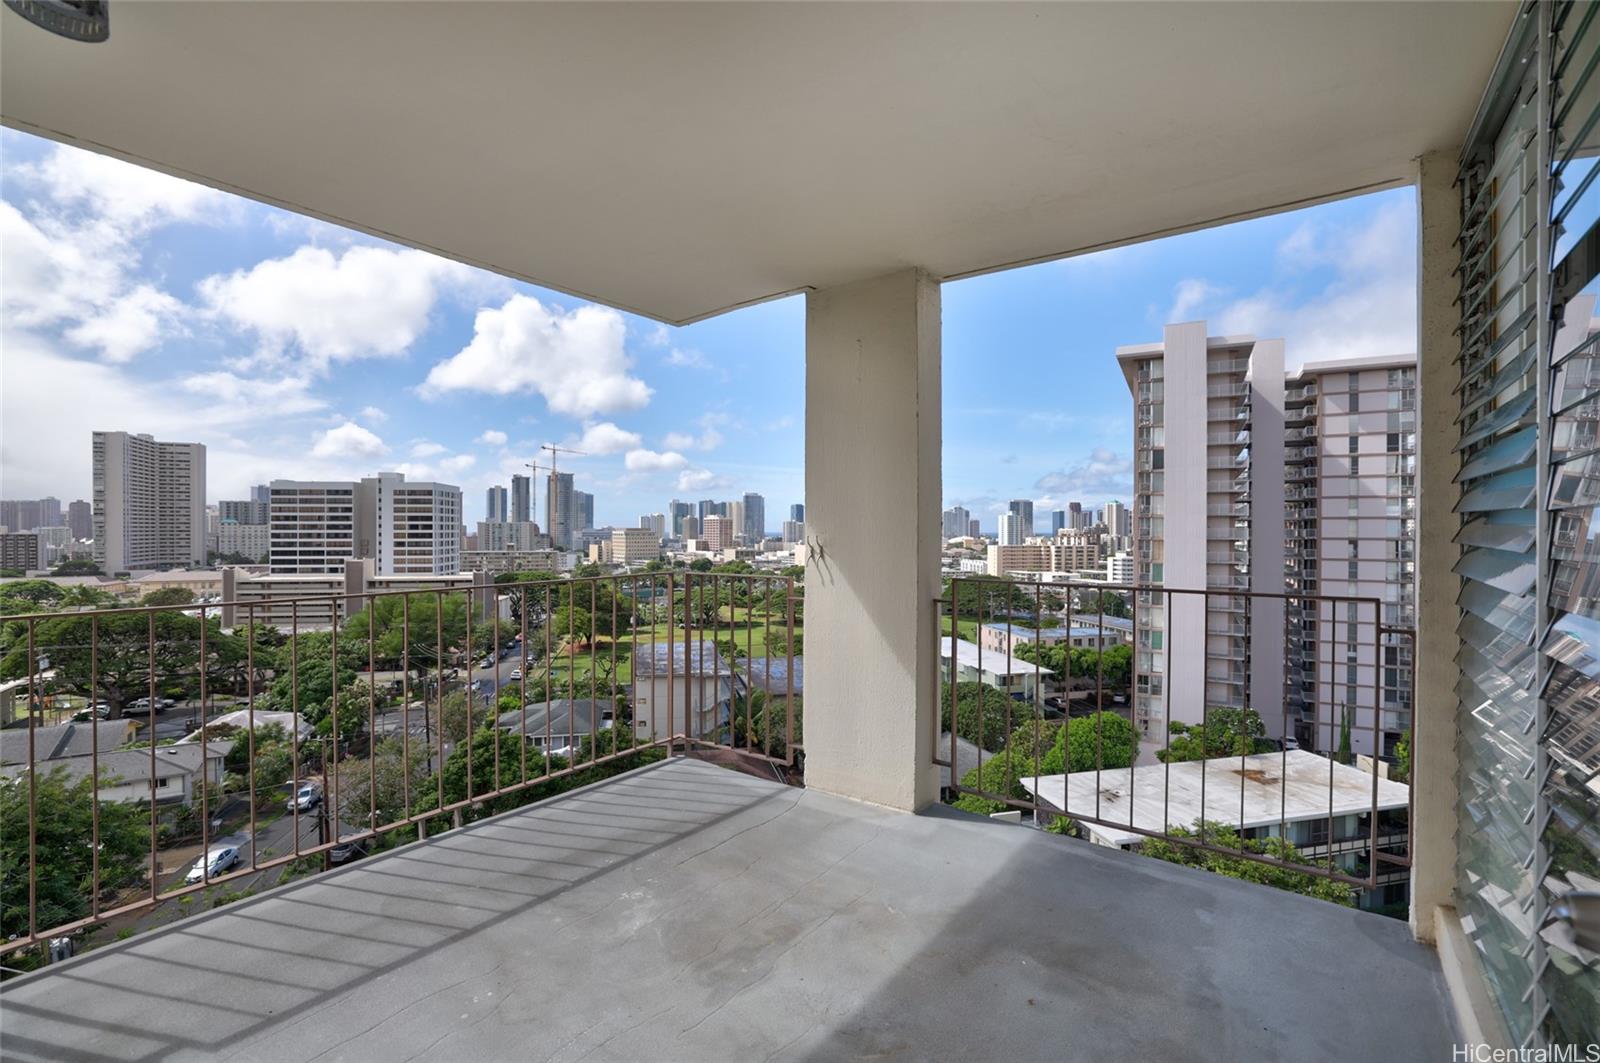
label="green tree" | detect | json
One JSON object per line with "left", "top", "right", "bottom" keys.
{"left": 688, "top": 558, "right": 715, "bottom": 572}
{"left": 343, "top": 591, "right": 471, "bottom": 683}
{"left": 1075, "top": 590, "right": 1130, "bottom": 619}
{"left": 1, "top": 768, "right": 151, "bottom": 939}
{"left": 0, "top": 610, "right": 204, "bottom": 719}
{"left": 1391, "top": 730, "right": 1411, "bottom": 784}
{"left": 0, "top": 580, "right": 66, "bottom": 608}
{"left": 1337, "top": 706, "right": 1354, "bottom": 765}
{"left": 338, "top": 737, "right": 429, "bottom": 828}
{"left": 221, "top": 722, "right": 298, "bottom": 808}
{"left": 944, "top": 576, "right": 1034, "bottom": 620}
{"left": 552, "top": 605, "right": 593, "bottom": 645}
{"left": 51, "top": 559, "right": 103, "bottom": 576}
{"left": 139, "top": 587, "right": 195, "bottom": 607}
{"left": 1158, "top": 707, "right": 1269, "bottom": 763}
{"left": 1046, "top": 711, "right": 1139, "bottom": 773}
{"left": 268, "top": 631, "right": 360, "bottom": 724}
{"left": 942, "top": 682, "right": 1037, "bottom": 753}
{"left": 1139, "top": 820, "right": 1356, "bottom": 907}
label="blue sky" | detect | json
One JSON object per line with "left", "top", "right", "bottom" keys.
{"left": 1, "top": 129, "right": 1417, "bottom": 533}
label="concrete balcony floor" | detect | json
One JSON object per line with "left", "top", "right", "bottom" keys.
{"left": 0, "top": 759, "right": 1455, "bottom": 1062}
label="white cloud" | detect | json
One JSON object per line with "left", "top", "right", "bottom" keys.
{"left": 311, "top": 421, "right": 390, "bottom": 461}
{"left": 665, "top": 347, "right": 711, "bottom": 370}
{"left": 2, "top": 144, "right": 231, "bottom": 362}
{"left": 573, "top": 421, "right": 642, "bottom": 455}
{"left": 476, "top": 429, "right": 509, "bottom": 447}
{"left": 176, "top": 371, "right": 325, "bottom": 417}
{"left": 625, "top": 449, "right": 689, "bottom": 472}
{"left": 360, "top": 405, "right": 388, "bottom": 424}
{"left": 438, "top": 454, "right": 477, "bottom": 474}
{"left": 765, "top": 415, "right": 797, "bottom": 432}
{"left": 410, "top": 440, "right": 448, "bottom": 458}
{"left": 421, "top": 294, "right": 651, "bottom": 417}
{"left": 1034, "top": 447, "right": 1133, "bottom": 500}
{"left": 1212, "top": 200, "right": 1417, "bottom": 368}
{"left": 199, "top": 244, "right": 469, "bottom": 370}
{"left": 662, "top": 432, "right": 696, "bottom": 450}
{"left": 1166, "top": 278, "right": 1226, "bottom": 324}
{"left": 676, "top": 467, "right": 732, "bottom": 492}
{"left": 662, "top": 411, "right": 729, "bottom": 452}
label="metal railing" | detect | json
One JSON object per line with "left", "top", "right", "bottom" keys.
{"left": 0, "top": 570, "right": 799, "bottom": 958}
{"left": 933, "top": 576, "right": 1416, "bottom": 894}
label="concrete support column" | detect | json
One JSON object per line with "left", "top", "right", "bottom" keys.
{"left": 1411, "top": 148, "right": 1462, "bottom": 944}
{"left": 803, "top": 268, "right": 941, "bottom": 812}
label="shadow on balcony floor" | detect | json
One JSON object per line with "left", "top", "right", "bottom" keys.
{"left": 0, "top": 758, "right": 1454, "bottom": 1062}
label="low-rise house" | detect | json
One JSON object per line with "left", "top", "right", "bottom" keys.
{"left": 494, "top": 699, "right": 612, "bottom": 757}
{"left": 176, "top": 709, "right": 312, "bottom": 744}
{"left": 940, "top": 638, "right": 1047, "bottom": 700}
{"left": 977, "top": 617, "right": 1133, "bottom": 657}
{"left": 0, "top": 720, "right": 137, "bottom": 765}
{"left": 631, "top": 639, "right": 739, "bottom": 742}
{"left": 1, "top": 742, "right": 231, "bottom": 806}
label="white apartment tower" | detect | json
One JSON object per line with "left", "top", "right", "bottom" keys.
{"left": 941, "top": 505, "right": 971, "bottom": 540}
{"left": 1283, "top": 354, "right": 1417, "bottom": 756}
{"left": 271, "top": 473, "right": 460, "bottom": 576}
{"left": 546, "top": 472, "right": 575, "bottom": 550}
{"left": 1119, "top": 323, "right": 1287, "bottom": 743}
{"left": 92, "top": 431, "right": 206, "bottom": 573}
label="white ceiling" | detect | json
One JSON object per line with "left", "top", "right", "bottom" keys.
{"left": 1, "top": 2, "right": 1514, "bottom": 324}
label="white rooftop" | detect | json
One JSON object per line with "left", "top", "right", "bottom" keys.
{"left": 941, "top": 637, "right": 1046, "bottom": 677}
{"left": 1020, "top": 750, "right": 1410, "bottom": 848}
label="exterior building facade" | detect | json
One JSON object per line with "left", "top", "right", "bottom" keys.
{"left": 372, "top": 473, "right": 461, "bottom": 575}
{"left": 0, "top": 533, "right": 40, "bottom": 571}
{"left": 92, "top": 431, "right": 207, "bottom": 573}
{"left": 485, "top": 485, "right": 508, "bottom": 523}
{"left": 639, "top": 513, "right": 667, "bottom": 540}
{"left": 1282, "top": 354, "right": 1417, "bottom": 756}
{"left": 1007, "top": 499, "right": 1034, "bottom": 536}
{"left": 611, "top": 527, "right": 662, "bottom": 565}
{"left": 941, "top": 505, "right": 971, "bottom": 540}
{"left": 789, "top": 503, "right": 804, "bottom": 523}
{"left": 65, "top": 499, "right": 92, "bottom": 541}
{"left": 782, "top": 519, "right": 804, "bottom": 545}
{"left": 701, "top": 515, "right": 733, "bottom": 551}
{"left": 998, "top": 511, "right": 1025, "bottom": 546}
{"left": 216, "top": 521, "right": 269, "bottom": 562}
{"left": 668, "top": 500, "right": 693, "bottom": 537}
{"left": 742, "top": 492, "right": 765, "bottom": 542}
{"left": 1118, "top": 325, "right": 1287, "bottom": 742}
{"left": 546, "top": 472, "right": 575, "bottom": 550}
{"left": 575, "top": 490, "right": 594, "bottom": 532}
{"left": 476, "top": 521, "right": 545, "bottom": 552}
{"left": 986, "top": 539, "right": 1102, "bottom": 577}
{"left": 269, "top": 480, "right": 356, "bottom": 574}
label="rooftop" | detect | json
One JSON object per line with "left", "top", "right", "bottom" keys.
{"left": 941, "top": 637, "right": 1047, "bottom": 676}
{"left": 0, "top": 758, "right": 1454, "bottom": 1060}
{"left": 1021, "top": 750, "right": 1412, "bottom": 849}
{"left": 0, "top": 720, "right": 135, "bottom": 765}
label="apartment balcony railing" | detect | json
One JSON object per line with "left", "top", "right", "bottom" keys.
{"left": 1207, "top": 382, "right": 1248, "bottom": 397}
{"left": 0, "top": 572, "right": 799, "bottom": 959}
{"left": 937, "top": 576, "right": 1415, "bottom": 893}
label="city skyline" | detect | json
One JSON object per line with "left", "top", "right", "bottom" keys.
{"left": 2, "top": 129, "right": 1418, "bottom": 530}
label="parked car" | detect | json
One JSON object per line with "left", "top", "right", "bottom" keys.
{"left": 329, "top": 840, "right": 366, "bottom": 865}
{"left": 480, "top": 657, "right": 495, "bottom": 670}
{"left": 509, "top": 668, "right": 522, "bottom": 681}
{"left": 185, "top": 845, "right": 240, "bottom": 885}
{"left": 287, "top": 783, "right": 321, "bottom": 812}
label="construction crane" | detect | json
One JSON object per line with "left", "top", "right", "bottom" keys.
{"left": 522, "top": 460, "right": 548, "bottom": 531}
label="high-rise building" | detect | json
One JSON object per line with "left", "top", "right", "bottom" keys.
{"left": 1007, "top": 499, "right": 1034, "bottom": 537}
{"left": 38, "top": 497, "right": 62, "bottom": 527}
{"left": 681, "top": 515, "right": 700, "bottom": 540}
{"left": 742, "top": 492, "right": 765, "bottom": 542}
{"left": 269, "top": 480, "right": 358, "bottom": 575}
{"left": 782, "top": 519, "right": 805, "bottom": 545}
{"left": 575, "top": 491, "right": 595, "bottom": 532}
{"left": 66, "top": 499, "right": 92, "bottom": 541}
{"left": 1, "top": 499, "right": 42, "bottom": 532}
{"left": 968, "top": 518, "right": 981, "bottom": 538}
{"left": 1106, "top": 552, "right": 1133, "bottom": 584}
{"left": 1068, "top": 501, "right": 1085, "bottom": 530}
{"left": 669, "top": 500, "right": 693, "bottom": 537}
{"left": 92, "top": 431, "right": 207, "bottom": 573}
{"left": 697, "top": 498, "right": 725, "bottom": 523}
{"left": 998, "top": 511, "right": 1025, "bottom": 546}
{"left": 1119, "top": 323, "right": 1286, "bottom": 743}
{"left": 1050, "top": 509, "right": 1067, "bottom": 534}
{"left": 485, "top": 485, "right": 509, "bottom": 523}
{"left": 546, "top": 472, "right": 575, "bottom": 550}
{"left": 510, "top": 474, "right": 531, "bottom": 523}
{"left": 701, "top": 514, "right": 733, "bottom": 550}
{"left": 272, "top": 473, "right": 461, "bottom": 576}
{"left": 612, "top": 527, "right": 662, "bottom": 564}
{"left": 726, "top": 500, "right": 745, "bottom": 543}
{"left": 789, "top": 503, "right": 804, "bottom": 523}
{"left": 219, "top": 497, "right": 270, "bottom": 525}
{"left": 942, "top": 505, "right": 971, "bottom": 540}
{"left": 0, "top": 533, "right": 40, "bottom": 571}
{"left": 1282, "top": 354, "right": 1417, "bottom": 756}
{"left": 640, "top": 513, "right": 666, "bottom": 540}
{"left": 1104, "top": 500, "right": 1130, "bottom": 539}
{"left": 476, "top": 521, "right": 545, "bottom": 552}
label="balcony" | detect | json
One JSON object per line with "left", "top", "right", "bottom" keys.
{"left": 0, "top": 756, "right": 1453, "bottom": 1061}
